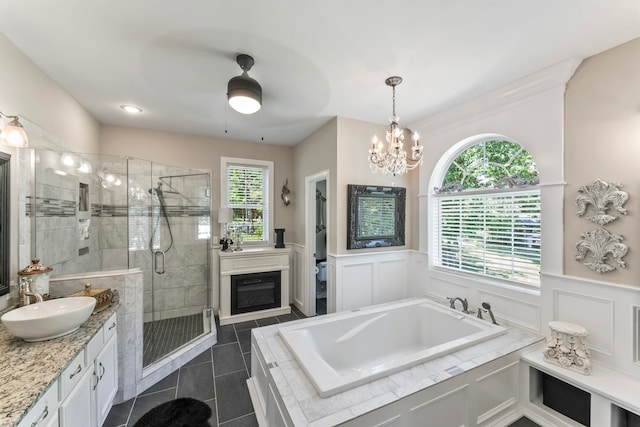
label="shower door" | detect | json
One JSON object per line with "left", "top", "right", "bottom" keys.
{"left": 129, "top": 160, "right": 212, "bottom": 367}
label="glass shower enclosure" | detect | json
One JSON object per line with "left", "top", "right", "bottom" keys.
{"left": 26, "top": 148, "right": 212, "bottom": 369}
{"left": 128, "top": 159, "right": 212, "bottom": 367}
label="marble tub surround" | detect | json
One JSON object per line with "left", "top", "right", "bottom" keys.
{"left": 0, "top": 305, "right": 117, "bottom": 427}
{"left": 250, "top": 304, "right": 542, "bottom": 426}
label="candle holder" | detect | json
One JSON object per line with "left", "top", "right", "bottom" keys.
{"left": 275, "top": 228, "right": 285, "bottom": 248}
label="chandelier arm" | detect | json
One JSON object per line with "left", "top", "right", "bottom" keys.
{"left": 369, "top": 76, "right": 422, "bottom": 176}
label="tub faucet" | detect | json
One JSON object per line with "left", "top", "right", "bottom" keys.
{"left": 19, "top": 278, "right": 43, "bottom": 306}
{"left": 447, "top": 297, "right": 469, "bottom": 314}
{"left": 480, "top": 302, "right": 498, "bottom": 325}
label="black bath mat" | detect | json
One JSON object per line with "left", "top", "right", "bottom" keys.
{"left": 133, "top": 397, "right": 212, "bottom": 427}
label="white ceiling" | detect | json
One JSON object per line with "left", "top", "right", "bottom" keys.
{"left": 1, "top": 1, "right": 638, "bottom": 146}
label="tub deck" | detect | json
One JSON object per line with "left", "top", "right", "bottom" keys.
{"left": 249, "top": 299, "right": 542, "bottom": 426}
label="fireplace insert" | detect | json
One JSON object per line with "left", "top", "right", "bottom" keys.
{"left": 231, "top": 271, "right": 281, "bottom": 315}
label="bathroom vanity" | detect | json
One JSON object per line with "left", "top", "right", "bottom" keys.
{"left": 0, "top": 306, "right": 118, "bottom": 427}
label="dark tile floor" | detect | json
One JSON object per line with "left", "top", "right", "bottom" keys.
{"left": 507, "top": 416, "right": 540, "bottom": 427}
{"left": 104, "top": 306, "right": 307, "bottom": 427}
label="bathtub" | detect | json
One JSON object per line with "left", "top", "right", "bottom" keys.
{"left": 278, "top": 298, "right": 506, "bottom": 397}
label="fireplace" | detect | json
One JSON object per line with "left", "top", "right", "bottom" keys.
{"left": 231, "top": 271, "right": 281, "bottom": 315}
{"left": 218, "top": 248, "right": 291, "bottom": 325}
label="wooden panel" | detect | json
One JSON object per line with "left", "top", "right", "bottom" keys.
{"left": 555, "top": 290, "right": 614, "bottom": 355}
{"left": 292, "top": 247, "right": 306, "bottom": 312}
{"left": 475, "top": 362, "right": 519, "bottom": 424}
{"left": 478, "top": 291, "right": 541, "bottom": 332}
{"left": 376, "top": 258, "right": 408, "bottom": 304}
{"left": 339, "top": 263, "right": 374, "bottom": 311}
{"left": 408, "top": 385, "right": 468, "bottom": 427}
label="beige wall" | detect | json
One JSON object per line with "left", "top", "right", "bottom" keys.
{"left": 0, "top": 33, "right": 100, "bottom": 293}
{"left": 292, "top": 116, "right": 420, "bottom": 256}
{"left": 292, "top": 118, "right": 338, "bottom": 250}
{"left": 336, "top": 117, "right": 418, "bottom": 254}
{"left": 0, "top": 33, "right": 100, "bottom": 154}
{"left": 564, "top": 37, "right": 640, "bottom": 285}
{"left": 99, "top": 125, "right": 295, "bottom": 241}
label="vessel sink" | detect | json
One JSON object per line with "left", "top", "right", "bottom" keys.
{"left": 1, "top": 297, "right": 96, "bottom": 342}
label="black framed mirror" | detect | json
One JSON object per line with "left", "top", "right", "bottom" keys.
{"left": 0, "top": 152, "right": 10, "bottom": 296}
{"left": 347, "top": 184, "right": 405, "bottom": 249}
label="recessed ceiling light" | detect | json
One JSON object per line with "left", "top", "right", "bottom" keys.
{"left": 120, "top": 104, "right": 143, "bottom": 114}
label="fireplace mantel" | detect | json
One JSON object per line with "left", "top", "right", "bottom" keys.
{"left": 218, "top": 248, "right": 291, "bottom": 325}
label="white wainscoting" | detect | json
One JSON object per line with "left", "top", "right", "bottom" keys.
{"left": 414, "top": 252, "right": 543, "bottom": 334}
{"left": 542, "top": 273, "right": 640, "bottom": 379}
{"left": 290, "top": 243, "right": 306, "bottom": 312}
{"left": 330, "top": 251, "right": 411, "bottom": 312}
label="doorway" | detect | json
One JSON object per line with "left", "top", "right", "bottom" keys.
{"left": 305, "top": 170, "right": 329, "bottom": 317}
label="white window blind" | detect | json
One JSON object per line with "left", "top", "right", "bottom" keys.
{"left": 226, "top": 163, "right": 269, "bottom": 242}
{"left": 433, "top": 189, "right": 541, "bottom": 286}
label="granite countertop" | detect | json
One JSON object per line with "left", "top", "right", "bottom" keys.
{"left": 0, "top": 304, "right": 118, "bottom": 427}
{"left": 252, "top": 314, "right": 543, "bottom": 426}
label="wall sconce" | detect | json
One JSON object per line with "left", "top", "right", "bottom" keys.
{"left": 0, "top": 111, "right": 28, "bottom": 148}
{"left": 281, "top": 179, "right": 291, "bottom": 206}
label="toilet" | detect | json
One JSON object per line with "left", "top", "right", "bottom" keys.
{"left": 317, "top": 261, "right": 327, "bottom": 283}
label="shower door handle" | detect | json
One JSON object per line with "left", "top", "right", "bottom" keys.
{"left": 154, "top": 250, "right": 166, "bottom": 274}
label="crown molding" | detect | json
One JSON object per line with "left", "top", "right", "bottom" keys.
{"left": 410, "top": 57, "right": 583, "bottom": 135}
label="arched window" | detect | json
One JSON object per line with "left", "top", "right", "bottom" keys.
{"left": 432, "top": 138, "right": 540, "bottom": 286}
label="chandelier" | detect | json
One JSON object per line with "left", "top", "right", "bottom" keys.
{"left": 368, "top": 76, "right": 423, "bottom": 176}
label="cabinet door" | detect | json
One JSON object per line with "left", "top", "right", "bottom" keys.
{"left": 59, "top": 368, "right": 94, "bottom": 427}
{"left": 94, "top": 335, "right": 118, "bottom": 427}
{"left": 17, "top": 380, "right": 59, "bottom": 427}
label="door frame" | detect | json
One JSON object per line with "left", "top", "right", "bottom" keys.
{"left": 304, "top": 170, "right": 330, "bottom": 317}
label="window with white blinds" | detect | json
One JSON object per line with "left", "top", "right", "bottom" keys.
{"left": 225, "top": 162, "right": 270, "bottom": 242}
{"left": 433, "top": 189, "right": 541, "bottom": 286}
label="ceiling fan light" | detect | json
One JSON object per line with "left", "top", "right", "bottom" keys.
{"left": 228, "top": 75, "right": 262, "bottom": 114}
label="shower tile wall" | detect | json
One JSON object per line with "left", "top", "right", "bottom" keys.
{"left": 27, "top": 154, "right": 130, "bottom": 276}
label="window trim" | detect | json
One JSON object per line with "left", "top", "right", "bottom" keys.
{"left": 220, "top": 157, "right": 274, "bottom": 246}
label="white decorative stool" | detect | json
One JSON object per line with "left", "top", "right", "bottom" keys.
{"left": 543, "top": 321, "right": 592, "bottom": 375}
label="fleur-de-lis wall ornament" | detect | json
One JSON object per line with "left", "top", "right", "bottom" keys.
{"left": 576, "top": 179, "right": 628, "bottom": 225}
{"left": 575, "top": 228, "right": 628, "bottom": 273}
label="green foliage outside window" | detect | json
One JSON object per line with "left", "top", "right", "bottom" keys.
{"left": 443, "top": 140, "right": 537, "bottom": 189}
{"left": 227, "top": 164, "right": 267, "bottom": 241}
{"left": 436, "top": 139, "right": 540, "bottom": 286}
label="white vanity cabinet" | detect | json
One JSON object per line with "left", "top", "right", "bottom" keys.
{"left": 59, "top": 368, "right": 94, "bottom": 426}
{"left": 93, "top": 332, "right": 117, "bottom": 426}
{"left": 17, "top": 380, "right": 59, "bottom": 427}
{"left": 85, "top": 312, "right": 118, "bottom": 427}
{"left": 17, "top": 312, "right": 118, "bottom": 427}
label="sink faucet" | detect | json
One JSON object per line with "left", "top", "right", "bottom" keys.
{"left": 447, "top": 297, "right": 469, "bottom": 314}
{"left": 477, "top": 302, "right": 498, "bottom": 325}
{"left": 19, "top": 278, "right": 43, "bottom": 306}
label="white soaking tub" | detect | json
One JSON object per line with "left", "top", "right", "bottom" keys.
{"left": 279, "top": 298, "right": 505, "bottom": 397}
